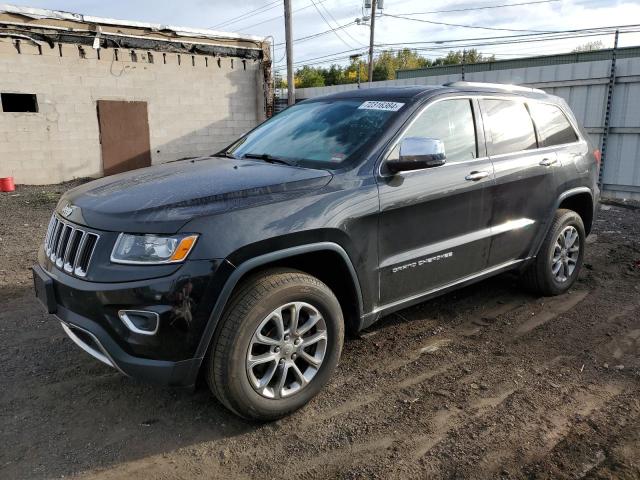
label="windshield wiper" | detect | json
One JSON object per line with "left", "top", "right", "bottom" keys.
{"left": 242, "top": 152, "right": 292, "bottom": 166}
{"left": 216, "top": 151, "right": 236, "bottom": 159}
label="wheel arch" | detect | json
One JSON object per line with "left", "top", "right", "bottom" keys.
{"left": 194, "top": 242, "right": 364, "bottom": 361}
{"left": 529, "top": 187, "right": 594, "bottom": 261}
{"left": 557, "top": 187, "right": 595, "bottom": 235}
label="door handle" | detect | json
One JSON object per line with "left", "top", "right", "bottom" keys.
{"left": 465, "top": 170, "right": 490, "bottom": 181}
{"left": 539, "top": 157, "right": 558, "bottom": 167}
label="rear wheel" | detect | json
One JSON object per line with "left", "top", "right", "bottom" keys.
{"left": 206, "top": 269, "right": 344, "bottom": 421}
{"left": 522, "top": 208, "right": 585, "bottom": 296}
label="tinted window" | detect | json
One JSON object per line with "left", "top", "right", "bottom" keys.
{"left": 227, "top": 99, "right": 402, "bottom": 169}
{"left": 528, "top": 102, "right": 578, "bottom": 146}
{"left": 482, "top": 99, "right": 537, "bottom": 155}
{"left": 389, "top": 99, "right": 477, "bottom": 163}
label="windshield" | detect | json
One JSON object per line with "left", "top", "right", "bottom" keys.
{"left": 226, "top": 99, "right": 404, "bottom": 169}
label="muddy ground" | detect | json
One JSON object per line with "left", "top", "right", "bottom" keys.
{"left": 1, "top": 183, "right": 639, "bottom": 480}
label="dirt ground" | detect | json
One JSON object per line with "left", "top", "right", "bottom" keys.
{"left": 1, "top": 183, "right": 639, "bottom": 480}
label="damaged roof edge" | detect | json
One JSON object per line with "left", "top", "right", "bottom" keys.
{"left": 0, "top": 29, "right": 264, "bottom": 59}
{"left": 0, "top": 3, "right": 267, "bottom": 43}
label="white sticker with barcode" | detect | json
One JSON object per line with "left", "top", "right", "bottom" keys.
{"left": 358, "top": 101, "right": 405, "bottom": 111}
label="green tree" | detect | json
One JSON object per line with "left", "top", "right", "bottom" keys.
{"left": 295, "top": 65, "right": 326, "bottom": 88}
{"left": 372, "top": 50, "right": 396, "bottom": 81}
{"left": 572, "top": 41, "right": 605, "bottom": 52}
{"left": 394, "top": 48, "right": 431, "bottom": 70}
{"left": 432, "top": 49, "right": 494, "bottom": 67}
{"left": 324, "top": 64, "right": 346, "bottom": 85}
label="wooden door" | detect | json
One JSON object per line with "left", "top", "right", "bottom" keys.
{"left": 97, "top": 100, "right": 151, "bottom": 176}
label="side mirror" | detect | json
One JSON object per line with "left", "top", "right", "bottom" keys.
{"left": 387, "top": 137, "right": 446, "bottom": 173}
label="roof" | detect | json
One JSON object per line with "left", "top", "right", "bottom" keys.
{"left": 307, "top": 85, "right": 443, "bottom": 101}
{"left": 0, "top": 3, "right": 266, "bottom": 43}
{"left": 307, "top": 83, "right": 551, "bottom": 102}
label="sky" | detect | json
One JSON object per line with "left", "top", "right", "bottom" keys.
{"left": 4, "top": 0, "right": 640, "bottom": 75}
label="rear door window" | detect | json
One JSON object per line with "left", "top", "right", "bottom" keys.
{"left": 481, "top": 99, "right": 537, "bottom": 156}
{"left": 528, "top": 102, "right": 579, "bottom": 146}
{"left": 389, "top": 98, "right": 477, "bottom": 163}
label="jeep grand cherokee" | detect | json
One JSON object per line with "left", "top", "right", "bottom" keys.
{"left": 33, "top": 82, "right": 600, "bottom": 420}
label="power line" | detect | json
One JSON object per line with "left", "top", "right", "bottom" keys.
{"left": 391, "top": 0, "right": 560, "bottom": 16}
{"left": 210, "top": 0, "right": 281, "bottom": 29}
{"left": 274, "top": 21, "right": 359, "bottom": 49}
{"left": 318, "top": 0, "right": 366, "bottom": 47}
{"left": 272, "top": 0, "right": 559, "bottom": 51}
{"left": 227, "top": 0, "right": 329, "bottom": 32}
{"left": 382, "top": 13, "right": 555, "bottom": 33}
{"left": 374, "top": 24, "right": 640, "bottom": 47}
{"left": 310, "top": 0, "right": 356, "bottom": 49}
{"left": 275, "top": 25, "right": 638, "bottom": 68}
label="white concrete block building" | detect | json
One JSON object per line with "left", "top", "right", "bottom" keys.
{"left": 0, "top": 5, "right": 272, "bottom": 184}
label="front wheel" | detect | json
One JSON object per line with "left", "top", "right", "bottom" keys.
{"left": 522, "top": 208, "right": 586, "bottom": 296}
{"left": 205, "top": 268, "right": 344, "bottom": 421}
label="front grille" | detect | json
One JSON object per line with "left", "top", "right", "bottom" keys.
{"left": 44, "top": 214, "right": 100, "bottom": 277}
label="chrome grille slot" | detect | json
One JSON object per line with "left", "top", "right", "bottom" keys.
{"left": 55, "top": 225, "right": 72, "bottom": 268}
{"left": 75, "top": 233, "right": 98, "bottom": 277}
{"left": 49, "top": 220, "right": 63, "bottom": 260}
{"left": 43, "top": 214, "right": 100, "bottom": 277}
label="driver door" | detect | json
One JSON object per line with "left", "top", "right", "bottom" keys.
{"left": 377, "top": 97, "right": 495, "bottom": 307}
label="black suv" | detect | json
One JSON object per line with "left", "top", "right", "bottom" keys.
{"left": 33, "top": 82, "right": 600, "bottom": 420}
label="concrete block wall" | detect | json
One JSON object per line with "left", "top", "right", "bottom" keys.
{"left": 0, "top": 38, "right": 264, "bottom": 184}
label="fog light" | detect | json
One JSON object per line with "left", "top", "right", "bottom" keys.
{"left": 118, "top": 310, "right": 159, "bottom": 335}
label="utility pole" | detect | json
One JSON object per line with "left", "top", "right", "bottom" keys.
{"left": 367, "top": 0, "right": 376, "bottom": 84}
{"left": 284, "top": 0, "right": 295, "bottom": 105}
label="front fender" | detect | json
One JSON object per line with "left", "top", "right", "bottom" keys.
{"left": 192, "top": 242, "right": 363, "bottom": 360}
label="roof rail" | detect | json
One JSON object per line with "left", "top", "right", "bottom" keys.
{"left": 443, "top": 81, "right": 545, "bottom": 94}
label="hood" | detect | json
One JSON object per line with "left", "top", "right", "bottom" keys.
{"left": 58, "top": 156, "right": 333, "bottom": 233}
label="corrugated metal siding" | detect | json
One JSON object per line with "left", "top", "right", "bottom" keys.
{"left": 296, "top": 52, "right": 640, "bottom": 199}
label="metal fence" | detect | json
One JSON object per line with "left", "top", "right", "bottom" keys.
{"left": 297, "top": 48, "right": 640, "bottom": 200}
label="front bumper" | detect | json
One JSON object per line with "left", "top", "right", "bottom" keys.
{"left": 33, "top": 255, "right": 231, "bottom": 387}
{"left": 55, "top": 307, "right": 199, "bottom": 386}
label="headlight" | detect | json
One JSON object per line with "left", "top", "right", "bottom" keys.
{"left": 111, "top": 233, "right": 198, "bottom": 265}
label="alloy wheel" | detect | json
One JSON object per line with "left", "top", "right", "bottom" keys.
{"left": 246, "top": 302, "right": 328, "bottom": 399}
{"left": 551, "top": 225, "right": 580, "bottom": 282}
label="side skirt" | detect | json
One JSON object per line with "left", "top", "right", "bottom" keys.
{"left": 360, "top": 258, "right": 526, "bottom": 330}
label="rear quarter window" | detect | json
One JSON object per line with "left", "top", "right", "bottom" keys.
{"left": 481, "top": 99, "right": 537, "bottom": 156}
{"left": 528, "top": 102, "right": 579, "bottom": 147}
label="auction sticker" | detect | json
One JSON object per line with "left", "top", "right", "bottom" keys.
{"left": 358, "top": 101, "right": 405, "bottom": 111}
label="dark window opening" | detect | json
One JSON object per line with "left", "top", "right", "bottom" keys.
{"left": 1, "top": 93, "right": 38, "bottom": 113}
{"left": 528, "top": 102, "right": 579, "bottom": 147}
{"left": 389, "top": 98, "right": 477, "bottom": 163}
{"left": 147, "top": 51, "right": 154, "bottom": 64}
{"left": 482, "top": 99, "right": 537, "bottom": 156}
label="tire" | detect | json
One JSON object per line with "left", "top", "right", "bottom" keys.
{"left": 522, "top": 208, "right": 586, "bottom": 296}
{"left": 205, "top": 268, "right": 344, "bottom": 421}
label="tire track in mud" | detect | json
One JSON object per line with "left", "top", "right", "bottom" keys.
{"left": 511, "top": 290, "right": 590, "bottom": 338}
{"left": 301, "top": 288, "right": 537, "bottom": 424}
